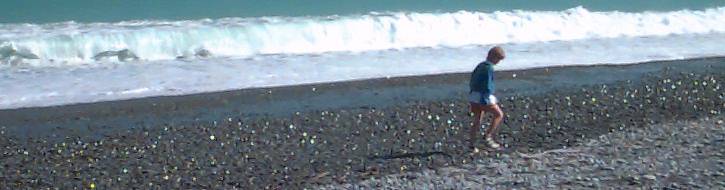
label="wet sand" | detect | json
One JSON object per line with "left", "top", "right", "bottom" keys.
{"left": 0, "top": 57, "right": 723, "bottom": 189}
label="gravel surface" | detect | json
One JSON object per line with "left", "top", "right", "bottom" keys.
{"left": 1, "top": 68, "right": 722, "bottom": 189}
{"left": 320, "top": 116, "right": 725, "bottom": 189}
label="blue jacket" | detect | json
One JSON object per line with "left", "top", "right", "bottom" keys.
{"left": 469, "top": 61, "right": 494, "bottom": 94}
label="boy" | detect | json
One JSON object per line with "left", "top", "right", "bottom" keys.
{"left": 469, "top": 46, "right": 505, "bottom": 150}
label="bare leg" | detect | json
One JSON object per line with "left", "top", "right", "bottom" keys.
{"left": 482, "top": 104, "right": 504, "bottom": 140}
{"left": 469, "top": 103, "right": 484, "bottom": 147}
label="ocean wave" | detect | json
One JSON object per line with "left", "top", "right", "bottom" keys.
{"left": 1, "top": 6, "right": 724, "bottom": 66}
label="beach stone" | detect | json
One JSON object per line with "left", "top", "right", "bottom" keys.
{"left": 642, "top": 175, "right": 656, "bottom": 180}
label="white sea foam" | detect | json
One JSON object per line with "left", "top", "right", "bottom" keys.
{"left": 1, "top": 7, "right": 725, "bottom": 109}
{"left": 1, "top": 32, "right": 724, "bottom": 109}
{"left": 1, "top": 7, "right": 724, "bottom": 66}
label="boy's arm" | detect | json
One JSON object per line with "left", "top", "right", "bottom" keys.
{"left": 485, "top": 67, "right": 494, "bottom": 94}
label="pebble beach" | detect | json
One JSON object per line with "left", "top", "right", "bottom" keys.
{"left": 321, "top": 116, "right": 725, "bottom": 189}
{"left": 1, "top": 58, "right": 723, "bottom": 189}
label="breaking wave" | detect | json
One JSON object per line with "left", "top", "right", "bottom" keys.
{"left": 1, "top": 6, "right": 725, "bottom": 66}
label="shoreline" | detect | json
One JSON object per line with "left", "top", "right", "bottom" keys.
{"left": 0, "top": 56, "right": 722, "bottom": 188}
{"left": 1, "top": 57, "right": 724, "bottom": 140}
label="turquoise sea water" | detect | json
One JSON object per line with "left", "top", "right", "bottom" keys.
{"left": 2, "top": 0, "right": 724, "bottom": 23}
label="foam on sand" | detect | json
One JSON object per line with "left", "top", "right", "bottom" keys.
{"left": 2, "top": 7, "right": 725, "bottom": 109}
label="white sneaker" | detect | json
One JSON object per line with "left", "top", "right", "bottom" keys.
{"left": 485, "top": 137, "right": 501, "bottom": 149}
